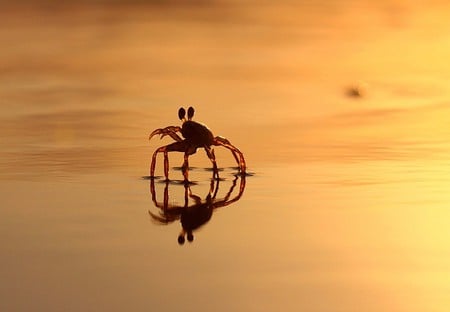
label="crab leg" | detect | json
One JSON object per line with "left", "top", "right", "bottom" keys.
{"left": 213, "top": 136, "right": 246, "bottom": 174}
{"left": 182, "top": 152, "right": 190, "bottom": 182}
{"left": 150, "top": 141, "right": 188, "bottom": 180}
{"left": 204, "top": 146, "right": 219, "bottom": 180}
{"left": 150, "top": 146, "right": 170, "bottom": 179}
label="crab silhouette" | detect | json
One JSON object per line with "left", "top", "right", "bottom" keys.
{"left": 149, "top": 107, "right": 246, "bottom": 181}
{"left": 148, "top": 174, "right": 246, "bottom": 245}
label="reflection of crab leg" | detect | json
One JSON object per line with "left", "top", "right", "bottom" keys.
{"left": 149, "top": 126, "right": 183, "bottom": 142}
{"left": 213, "top": 136, "right": 246, "bottom": 174}
{"left": 212, "top": 177, "right": 220, "bottom": 199}
{"left": 188, "top": 187, "right": 202, "bottom": 205}
{"left": 149, "top": 179, "right": 159, "bottom": 207}
{"left": 213, "top": 175, "right": 246, "bottom": 208}
{"left": 184, "top": 183, "right": 189, "bottom": 208}
{"left": 209, "top": 177, "right": 216, "bottom": 197}
{"left": 149, "top": 180, "right": 180, "bottom": 224}
{"left": 150, "top": 179, "right": 170, "bottom": 211}
{"left": 164, "top": 180, "right": 169, "bottom": 208}
{"left": 223, "top": 176, "right": 238, "bottom": 201}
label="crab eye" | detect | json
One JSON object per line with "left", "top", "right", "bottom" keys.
{"left": 178, "top": 107, "right": 186, "bottom": 120}
{"left": 187, "top": 106, "right": 195, "bottom": 120}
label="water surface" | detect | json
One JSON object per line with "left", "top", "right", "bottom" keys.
{"left": 1, "top": 1, "right": 450, "bottom": 311}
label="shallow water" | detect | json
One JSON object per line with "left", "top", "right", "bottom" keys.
{"left": 1, "top": 1, "right": 450, "bottom": 311}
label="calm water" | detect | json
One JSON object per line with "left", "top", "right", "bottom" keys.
{"left": 1, "top": 1, "right": 450, "bottom": 311}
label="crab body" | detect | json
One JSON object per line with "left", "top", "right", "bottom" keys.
{"left": 149, "top": 107, "right": 246, "bottom": 181}
{"left": 181, "top": 120, "right": 214, "bottom": 153}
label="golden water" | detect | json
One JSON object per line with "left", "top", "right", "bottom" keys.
{"left": 1, "top": 1, "right": 450, "bottom": 311}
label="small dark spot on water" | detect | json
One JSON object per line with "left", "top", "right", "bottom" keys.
{"left": 140, "top": 176, "right": 198, "bottom": 185}
{"left": 236, "top": 171, "right": 255, "bottom": 177}
{"left": 345, "top": 83, "right": 367, "bottom": 98}
{"left": 204, "top": 167, "right": 224, "bottom": 172}
{"left": 172, "top": 166, "right": 200, "bottom": 171}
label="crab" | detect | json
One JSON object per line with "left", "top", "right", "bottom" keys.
{"left": 149, "top": 107, "right": 246, "bottom": 181}
{"left": 148, "top": 174, "right": 246, "bottom": 245}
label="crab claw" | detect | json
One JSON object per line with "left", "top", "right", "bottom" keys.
{"left": 149, "top": 126, "right": 183, "bottom": 142}
{"left": 149, "top": 129, "right": 163, "bottom": 141}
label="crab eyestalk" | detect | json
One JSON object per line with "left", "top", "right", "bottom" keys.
{"left": 178, "top": 107, "right": 186, "bottom": 121}
{"left": 187, "top": 106, "right": 195, "bottom": 120}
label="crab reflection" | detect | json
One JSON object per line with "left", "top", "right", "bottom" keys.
{"left": 149, "top": 175, "right": 246, "bottom": 245}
